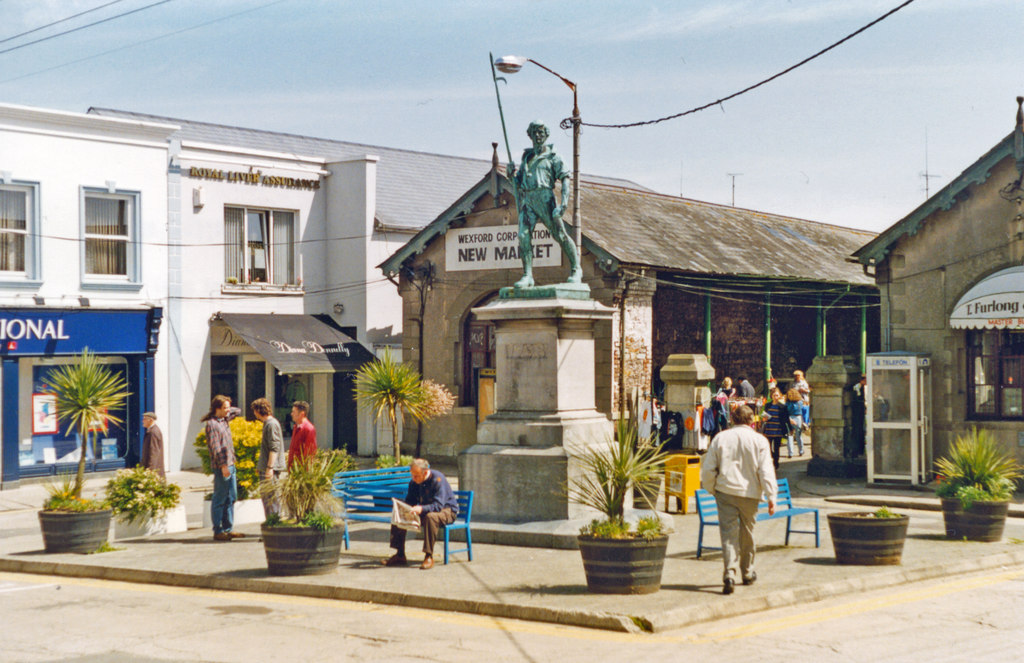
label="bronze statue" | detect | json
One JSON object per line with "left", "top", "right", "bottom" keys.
{"left": 508, "top": 121, "right": 582, "bottom": 288}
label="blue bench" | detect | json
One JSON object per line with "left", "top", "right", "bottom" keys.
{"left": 694, "top": 477, "right": 819, "bottom": 558}
{"left": 331, "top": 467, "right": 473, "bottom": 564}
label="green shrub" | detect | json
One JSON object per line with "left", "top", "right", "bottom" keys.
{"left": 300, "top": 511, "right": 334, "bottom": 531}
{"left": 263, "top": 512, "right": 283, "bottom": 527}
{"left": 872, "top": 506, "right": 899, "bottom": 519}
{"left": 194, "top": 417, "right": 264, "bottom": 499}
{"left": 42, "top": 474, "right": 106, "bottom": 512}
{"left": 324, "top": 448, "right": 358, "bottom": 473}
{"left": 635, "top": 515, "right": 666, "bottom": 540}
{"left": 105, "top": 467, "right": 181, "bottom": 523}
{"left": 375, "top": 454, "right": 413, "bottom": 469}
{"left": 261, "top": 450, "right": 347, "bottom": 527}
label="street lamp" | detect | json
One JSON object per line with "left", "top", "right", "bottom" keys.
{"left": 490, "top": 53, "right": 583, "bottom": 265}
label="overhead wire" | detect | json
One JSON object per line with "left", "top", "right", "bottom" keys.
{"left": 0, "top": 0, "right": 125, "bottom": 46}
{"left": 580, "top": 0, "right": 918, "bottom": 129}
{"left": 0, "top": 0, "right": 288, "bottom": 85}
{"left": 0, "top": 0, "right": 172, "bottom": 56}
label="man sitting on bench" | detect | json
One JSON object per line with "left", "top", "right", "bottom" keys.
{"left": 700, "top": 404, "right": 777, "bottom": 595}
{"left": 382, "top": 458, "right": 458, "bottom": 570}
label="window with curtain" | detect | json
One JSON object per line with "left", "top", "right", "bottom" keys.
{"left": 0, "top": 185, "right": 31, "bottom": 273}
{"left": 84, "top": 194, "right": 131, "bottom": 276}
{"left": 967, "top": 329, "right": 1024, "bottom": 419}
{"left": 224, "top": 206, "right": 296, "bottom": 285}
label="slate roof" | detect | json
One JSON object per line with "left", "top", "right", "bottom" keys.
{"left": 583, "top": 183, "right": 877, "bottom": 284}
{"left": 87, "top": 108, "right": 644, "bottom": 230}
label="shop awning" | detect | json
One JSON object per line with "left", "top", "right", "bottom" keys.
{"left": 950, "top": 266, "right": 1024, "bottom": 329}
{"left": 218, "top": 313, "right": 375, "bottom": 374}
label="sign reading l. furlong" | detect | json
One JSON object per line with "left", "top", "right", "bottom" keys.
{"left": 445, "top": 225, "right": 561, "bottom": 272}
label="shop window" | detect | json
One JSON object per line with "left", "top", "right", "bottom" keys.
{"left": 81, "top": 188, "right": 140, "bottom": 285}
{"left": 210, "top": 355, "right": 239, "bottom": 407}
{"left": 967, "top": 330, "right": 1024, "bottom": 419}
{"left": 0, "top": 182, "right": 39, "bottom": 280}
{"left": 224, "top": 207, "right": 296, "bottom": 285}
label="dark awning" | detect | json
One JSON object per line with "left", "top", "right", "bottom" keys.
{"left": 218, "top": 313, "right": 375, "bottom": 374}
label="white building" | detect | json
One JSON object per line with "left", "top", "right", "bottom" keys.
{"left": 0, "top": 103, "right": 175, "bottom": 487}
{"left": 88, "top": 109, "right": 492, "bottom": 471}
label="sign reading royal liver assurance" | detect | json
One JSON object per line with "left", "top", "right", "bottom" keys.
{"left": 445, "top": 225, "right": 562, "bottom": 272}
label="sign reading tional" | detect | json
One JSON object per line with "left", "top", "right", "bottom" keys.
{"left": 445, "top": 225, "right": 562, "bottom": 272}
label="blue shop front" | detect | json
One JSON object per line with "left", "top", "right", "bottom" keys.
{"left": 0, "top": 308, "right": 161, "bottom": 487}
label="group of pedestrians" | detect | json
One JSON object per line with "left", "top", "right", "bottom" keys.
{"left": 201, "top": 395, "right": 319, "bottom": 542}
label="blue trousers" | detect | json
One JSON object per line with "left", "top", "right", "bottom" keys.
{"left": 210, "top": 466, "right": 237, "bottom": 534}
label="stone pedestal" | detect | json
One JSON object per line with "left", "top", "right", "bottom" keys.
{"left": 806, "top": 355, "right": 865, "bottom": 478}
{"left": 660, "top": 354, "right": 716, "bottom": 450}
{"left": 459, "top": 297, "right": 615, "bottom": 522}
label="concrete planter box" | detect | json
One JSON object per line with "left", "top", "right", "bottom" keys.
{"left": 113, "top": 505, "right": 188, "bottom": 540}
{"left": 202, "top": 498, "right": 265, "bottom": 529}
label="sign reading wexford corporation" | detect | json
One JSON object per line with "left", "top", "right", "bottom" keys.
{"left": 446, "top": 225, "right": 562, "bottom": 272}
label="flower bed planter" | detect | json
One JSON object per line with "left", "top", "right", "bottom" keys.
{"left": 827, "top": 512, "right": 909, "bottom": 565}
{"left": 113, "top": 505, "right": 188, "bottom": 540}
{"left": 201, "top": 498, "right": 265, "bottom": 529}
{"left": 39, "top": 509, "right": 112, "bottom": 553}
{"left": 577, "top": 534, "right": 669, "bottom": 594}
{"left": 940, "top": 498, "right": 1009, "bottom": 542}
{"left": 261, "top": 523, "right": 344, "bottom": 576}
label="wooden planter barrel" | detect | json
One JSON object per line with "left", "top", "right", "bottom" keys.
{"left": 940, "top": 498, "right": 1009, "bottom": 542}
{"left": 38, "top": 509, "right": 112, "bottom": 554}
{"left": 261, "top": 523, "right": 343, "bottom": 576}
{"left": 827, "top": 512, "right": 909, "bottom": 565}
{"left": 577, "top": 534, "right": 669, "bottom": 594}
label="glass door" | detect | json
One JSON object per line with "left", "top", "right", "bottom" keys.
{"left": 867, "top": 353, "right": 931, "bottom": 485}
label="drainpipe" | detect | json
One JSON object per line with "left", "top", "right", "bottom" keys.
{"left": 618, "top": 274, "right": 639, "bottom": 422}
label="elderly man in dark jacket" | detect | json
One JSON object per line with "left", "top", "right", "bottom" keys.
{"left": 382, "top": 458, "right": 458, "bottom": 570}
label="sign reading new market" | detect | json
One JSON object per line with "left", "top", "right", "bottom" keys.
{"left": 446, "top": 225, "right": 561, "bottom": 272}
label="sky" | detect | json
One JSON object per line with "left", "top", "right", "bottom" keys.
{"left": 1, "top": 0, "right": 1022, "bottom": 233}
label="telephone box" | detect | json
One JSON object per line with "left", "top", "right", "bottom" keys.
{"left": 866, "top": 352, "right": 932, "bottom": 485}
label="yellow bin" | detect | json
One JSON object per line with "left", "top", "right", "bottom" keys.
{"left": 664, "top": 454, "right": 701, "bottom": 513}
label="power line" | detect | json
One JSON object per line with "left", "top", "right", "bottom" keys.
{"left": 0, "top": 0, "right": 288, "bottom": 85}
{"left": 581, "top": 0, "right": 918, "bottom": 130}
{"left": 0, "top": 0, "right": 172, "bottom": 57}
{"left": 0, "top": 0, "right": 125, "bottom": 46}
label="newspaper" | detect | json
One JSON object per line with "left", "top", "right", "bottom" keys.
{"left": 391, "top": 498, "right": 421, "bottom": 531}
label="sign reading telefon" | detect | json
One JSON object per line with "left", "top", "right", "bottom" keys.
{"left": 445, "top": 225, "right": 562, "bottom": 272}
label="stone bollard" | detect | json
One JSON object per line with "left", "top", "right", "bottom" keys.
{"left": 659, "top": 354, "right": 716, "bottom": 451}
{"left": 806, "top": 355, "right": 864, "bottom": 478}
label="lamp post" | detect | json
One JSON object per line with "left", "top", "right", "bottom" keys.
{"left": 491, "top": 54, "right": 582, "bottom": 264}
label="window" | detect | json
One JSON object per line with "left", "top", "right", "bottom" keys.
{"left": 0, "top": 182, "right": 39, "bottom": 279}
{"left": 967, "top": 330, "right": 1024, "bottom": 419}
{"left": 81, "top": 188, "right": 140, "bottom": 284}
{"left": 224, "top": 207, "right": 296, "bottom": 285}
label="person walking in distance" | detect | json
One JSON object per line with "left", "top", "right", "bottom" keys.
{"left": 286, "top": 401, "right": 317, "bottom": 468}
{"left": 251, "top": 397, "right": 285, "bottom": 516}
{"left": 785, "top": 387, "right": 805, "bottom": 458}
{"left": 700, "top": 405, "right": 777, "bottom": 595}
{"left": 201, "top": 395, "right": 243, "bottom": 541}
{"left": 140, "top": 411, "right": 164, "bottom": 479}
{"left": 762, "top": 388, "right": 790, "bottom": 470}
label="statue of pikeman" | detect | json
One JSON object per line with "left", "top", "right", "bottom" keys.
{"left": 507, "top": 121, "right": 582, "bottom": 288}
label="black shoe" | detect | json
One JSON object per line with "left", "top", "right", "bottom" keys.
{"left": 743, "top": 571, "right": 757, "bottom": 586}
{"left": 382, "top": 553, "right": 408, "bottom": 567}
{"left": 723, "top": 578, "right": 734, "bottom": 595}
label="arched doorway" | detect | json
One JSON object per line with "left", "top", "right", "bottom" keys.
{"left": 462, "top": 293, "right": 499, "bottom": 418}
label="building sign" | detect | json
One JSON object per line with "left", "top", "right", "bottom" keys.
{"left": 950, "top": 266, "right": 1024, "bottom": 330}
{"left": 445, "top": 225, "right": 562, "bottom": 272}
{"left": 188, "top": 167, "right": 320, "bottom": 190}
{"left": 0, "top": 309, "right": 159, "bottom": 356}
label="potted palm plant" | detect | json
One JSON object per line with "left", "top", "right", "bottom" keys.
{"left": 935, "top": 428, "right": 1022, "bottom": 542}
{"left": 567, "top": 419, "right": 670, "bottom": 594}
{"left": 827, "top": 506, "right": 909, "bottom": 565}
{"left": 38, "top": 349, "right": 129, "bottom": 553}
{"left": 259, "top": 450, "right": 350, "bottom": 575}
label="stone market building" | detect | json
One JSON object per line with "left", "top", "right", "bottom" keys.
{"left": 381, "top": 152, "right": 880, "bottom": 460}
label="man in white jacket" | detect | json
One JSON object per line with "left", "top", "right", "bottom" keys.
{"left": 700, "top": 404, "right": 778, "bottom": 595}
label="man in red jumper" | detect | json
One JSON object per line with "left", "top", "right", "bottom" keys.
{"left": 286, "top": 401, "right": 317, "bottom": 468}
